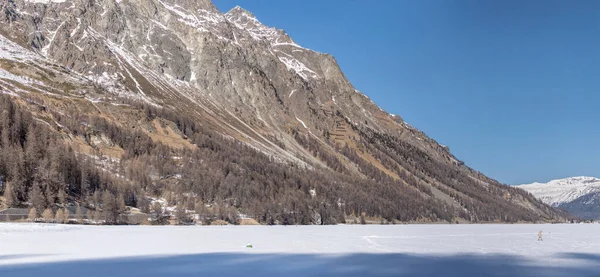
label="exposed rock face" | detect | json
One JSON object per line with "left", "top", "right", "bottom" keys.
{"left": 0, "top": 0, "right": 567, "bottom": 222}
{"left": 2, "top": 0, "right": 400, "bottom": 134}
{"left": 559, "top": 192, "right": 600, "bottom": 220}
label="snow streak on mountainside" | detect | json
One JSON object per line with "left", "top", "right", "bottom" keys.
{"left": 0, "top": 0, "right": 567, "bottom": 224}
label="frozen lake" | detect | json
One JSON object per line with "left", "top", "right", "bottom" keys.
{"left": 1, "top": 223, "right": 599, "bottom": 276}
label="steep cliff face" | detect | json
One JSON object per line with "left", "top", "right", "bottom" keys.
{"left": 0, "top": 0, "right": 566, "bottom": 223}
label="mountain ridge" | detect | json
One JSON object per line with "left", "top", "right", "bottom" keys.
{"left": 520, "top": 176, "right": 600, "bottom": 220}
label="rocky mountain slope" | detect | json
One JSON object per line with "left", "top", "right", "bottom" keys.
{"left": 0, "top": 0, "right": 566, "bottom": 224}
{"left": 520, "top": 177, "right": 600, "bottom": 220}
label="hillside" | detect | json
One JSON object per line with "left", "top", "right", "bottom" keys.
{"left": 0, "top": 0, "right": 565, "bottom": 224}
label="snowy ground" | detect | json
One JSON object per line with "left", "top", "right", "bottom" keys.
{"left": 0, "top": 223, "right": 599, "bottom": 276}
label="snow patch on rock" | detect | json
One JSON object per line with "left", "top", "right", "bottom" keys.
{"left": 296, "top": 117, "right": 307, "bottom": 129}
{"left": 0, "top": 35, "right": 39, "bottom": 61}
{"left": 278, "top": 56, "right": 318, "bottom": 80}
{"left": 24, "top": 0, "right": 69, "bottom": 3}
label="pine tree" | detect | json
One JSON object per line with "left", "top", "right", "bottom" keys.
{"left": 175, "top": 203, "right": 190, "bottom": 225}
{"left": 92, "top": 210, "right": 101, "bottom": 222}
{"left": 92, "top": 190, "right": 101, "bottom": 209}
{"left": 195, "top": 200, "right": 206, "bottom": 217}
{"left": 80, "top": 162, "right": 89, "bottom": 200}
{"left": 57, "top": 189, "right": 67, "bottom": 205}
{"left": 3, "top": 181, "right": 18, "bottom": 207}
{"left": 117, "top": 193, "right": 127, "bottom": 214}
{"left": 75, "top": 204, "right": 83, "bottom": 222}
{"left": 0, "top": 109, "right": 11, "bottom": 147}
{"left": 86, "top": 210, "right": 94, "bottom": 223}
{"left": 139, "top": 196, "right": 150, "bottom": 214}
{"left": 42, "top": 208, "right": 54, "bottom": 223}
{"left": 152, "top": 202, "right": 163, "bottom": 217}
{"left": 63, "top": 208, "right": 70, "bottom": 223}
{"left": 28, "top": 207, "right": 37, "bottom": 222}
{"left": 28, "top": 183, "right": 46, "bottom": 213}
{"left": 9, "top": 150, "right": 27, "bottom": 202}
{"left": 55, "top": 208, "right": 65, "bottom": 224}
{"left": 101, "top": 190, "right": 118, "bottom": 224}
{"left": 117, "top": 193, "right": 127, "bottom": 224}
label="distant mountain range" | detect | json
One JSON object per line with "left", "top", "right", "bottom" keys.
{"left": 519, "top": 177, "right": 600, "bottom": 220}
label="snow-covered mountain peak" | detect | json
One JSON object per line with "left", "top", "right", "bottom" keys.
{"left": 157, "top": 0, "right": 227, "bottom": 33}
{"left": 569, "top": 176, "right": 600, "bottom": 184}
{"left": 225, "top": 5, "right": 300, "bottom": 48}
{"left": 226, "top": 6, "right": 255, "bottom": 18}
{"left": 520, "top": 176, "right": 600, "bottom": 207}
{"left": 530, "top": 176, "right": 600, "bottom": 187}
{"left": 223, "top": 4, "right": 318, "bottom": 80}
{"left": 226, "top": 6, "right": 279, "bottom": 40}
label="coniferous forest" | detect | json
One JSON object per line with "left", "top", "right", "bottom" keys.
{"left": 0, "top": 94, "right": 563, "bottom": 225}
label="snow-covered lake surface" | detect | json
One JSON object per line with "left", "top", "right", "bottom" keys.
{"left": 1, "top": 223, "right": 599, "bottom": 276}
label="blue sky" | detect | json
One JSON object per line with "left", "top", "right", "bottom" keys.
{"left": 213, "top": 0, "right": 600, "bottom": 185}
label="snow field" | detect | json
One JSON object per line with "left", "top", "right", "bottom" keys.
{"left": 0, "top": 223, "right": 599, "bottom": 276}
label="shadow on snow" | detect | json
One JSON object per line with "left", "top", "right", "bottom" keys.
{"left": 0, "top": 255, "right": 50, "bottom": 261}
{"left": 0, "top": 252, "right": 599, "bottom": 277}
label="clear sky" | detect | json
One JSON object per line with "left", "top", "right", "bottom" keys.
{"left": 213, "top": 0, "right": 600, "bottom": 185}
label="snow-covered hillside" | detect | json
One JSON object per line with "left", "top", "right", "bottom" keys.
{"left": 519, "top": 177, "right": 600, "bottom": 206}
{"left": 0, "top": 224, "right": 599, "bottom": 276}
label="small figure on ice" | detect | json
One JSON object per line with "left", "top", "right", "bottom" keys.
{"left": 538, "top": 231, "right": 543, "bottom": 241}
